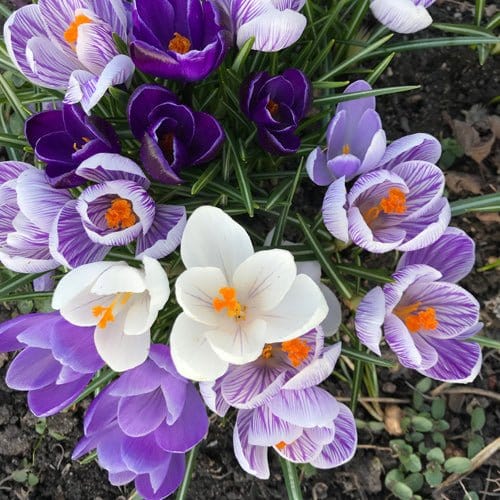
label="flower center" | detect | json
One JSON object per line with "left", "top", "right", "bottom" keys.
{"left": 64, "top": 13, "right": 92, "bottom": 45}
{"left": 105, "top": 198, "right": 137, "bottom": 230}
{"left": 275, "top": 441, "right": 287, "bottom": 450}
{"left": 261, "top": 344, "right": 273, "bottom": 359}
{"left": 394, "top": 302, "right": 439, "bottom": 333}
{"left": 213, "top": 287, "right": 246, "bottom": 320}
{"left": 159, "top": 132, "right": 175, "bottom": 163}
{"left": 363, "top": 187, "right": 407, "bottom": 225}
{"left": 168, "top": 32, "right": 191, "bottom": 54}
{"left": 342, "top": 144, "right": 351, "bottom": 155}
{"left": 266, "top": 99, "right": 279, "bottom": 118}
{"left": 92, "top": 292, "right": 132, "bottom": 329}
{"left": 72, "top": 136, "right": 91, "bottom": 152}
{"left": 281, "top": 338, "right": 311, "bottom": 367}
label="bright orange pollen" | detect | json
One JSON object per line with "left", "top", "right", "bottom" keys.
{"left": 92, "top": 292, "right": 132, "bottom": 329}
{"left": 342, "top": 144, "right": 351, "bottom": 155}
{"left": 364, "top": 188, "right": 407, "bottom": 225}
{"left": 394, "top": 302, "right": 439, "bottom": 333}
{"left": 72, "top": 136, "right": 91, "bottom": 152}
{"left": 275, "top": 441, "right": 287, "bottom": 450}
{"left": 105, "top": 198, "right": 137, "bottom": 230}
{"left": 64, "top": 13, "right": 92, "bottom": 45}
{"left": 261, "top": 344, "right": 273, "bottom": 359}
{"left": 168, "top": 32, "right": 191, "bottom": 54}
{"left": 281, "top": 338, "right": 311, "bottom": 367}
{"left": 266, "top": 100, "right": 279, "bottom": 117}
{"left": 213, "top": 287, "right": 246, "bottom": 320}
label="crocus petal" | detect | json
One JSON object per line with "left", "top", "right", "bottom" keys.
{"left": 0, "top": 314, "right": 42, "bottom": 352}
{"left": 121, "top": 432, "right": 170, "bottom": 474}
{"left": 370, "top": 0, "right": 433, "bottom": 34}
{"left": 355, "top": 287, "right": 386, "bottom": 355}
{"left": 322, "top": 177, "right": 349, "bottom": 242}
{"left": 135, "top": 455, "right": 185, "bottom": 500}
{"left": 319, "top": 283, "right": 342, "bottom": 336}
{"left": 275, "top": 429, "right": 321, "bottom": 463}
{"left": 306, "top": 147, "right": 334, "bottom": 186}
{"left": 248, "top": 405, "right": 302, "bottom": 447}
{"left": 384, "top": 314, "right": 422, "bottom": 369}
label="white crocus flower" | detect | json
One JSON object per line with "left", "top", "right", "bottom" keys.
{"left": 170, "top": 206, "right": 328, "bottom": 382}
{"left": 370, "top": 0, "right": 435, "bottom": 34}
{"left": 52, "top": 256, "right": 169, "bottom": 372}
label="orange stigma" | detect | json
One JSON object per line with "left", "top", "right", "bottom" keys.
{"left": 395, "top": 302, "right": 439, "bottom": 333}
{"left": 364, "top": 187, "right": 407, "bottom": 225}
{"left": 168, "top": 32, "right": 191, "bottom": 54}
{"left": 213, "top": 287, "right": 246, "bottom": 320}
{"left": 261, "top": 344, "right": 273, "bottom": 359}
{"left": 266, "top": 100, "right": 279, "bottom": 118}
{"left": 92, "top": 293, "right": 132, "bottom": 329}
{"left": 64, "top": 13, "right": 92, "bottom": 45}
{"left": 281, "top": 338, "right": 311, "bottom": 367}
{"left": 105, "top": 198, "right": 137, "bottom": 230}
{"left": 342, "top": 144, "right": 350, "bottom": 155}
{"left": 275, "top": 441, "right": 287, "bottom": 451}
{"left": 72, "top": 136, "right": 91, "bottom": 152}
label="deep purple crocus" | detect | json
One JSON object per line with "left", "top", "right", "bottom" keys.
{"left": 241, "top": 69, "right": 311, "bottom": 155}
{"left": 307, "top": 80, "right": 386, "bottom": 185}
{"left": 355, "top": 230, "right": 482, "bottom": 382}
{"left": 128, "top": 84, "right": 225, "bottom": 184}
{"left": 130, "top": 0, "right": 229, "bottom": 82}
{"left": 200, "top": 328, "right": 356, "bottom": 478}
{"left": 72, "top": 344, "right": 209, "bottom": 500}
{"left": 0, "top": 312, "right": 104, "bottom": 417}
{"left": 25, "top": 103, "right": 120, "bottom": 188}
{"left": 322, "top": 161, "right": 450, "bottom": 253}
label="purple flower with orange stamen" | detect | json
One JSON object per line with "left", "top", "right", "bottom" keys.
{"left": 25, "top": 103, "right": 120, "bottom": 188}
{"left": 322, "top": 160, "right": 450, "bottom": 253}
{"left": 241, "top": 69, "right": 311, "bottom": 155}
{"left": 355, "top": 230, "right": 482, "bottom": 382}
{"left": 45, "top": 153, "right": 186, "bottom": 268}
{"left": 128, "top": 84, "right": 225, "bottom": 185}
{"left": 130, "top": 0, "right": 229, "bottom": 82}
{"left": 4, "top": 0, "right": 134, "bottom": 113}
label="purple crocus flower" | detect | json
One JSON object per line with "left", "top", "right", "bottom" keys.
{"left": 128, "top": 84, "right": 225, "bottom": 184}
{"left": 72, "top": 344, "right": 209, "bottom": 500}
{"left": 0, "top": 161, "right": 70, "bottom": 273}
{"left": 306, "top": 80, "right": 386, "bottom": 185}
{"left": 48, "top": 153, "right": 186, "bottom": 267}
{"left": 25, "top": 103, "right": 120, "bottom": 188}
{"left": 130, "top": 0, "right": 229, "bottom": 82}
{"left": 241, "top": 69, "right": 311, "bottom": 155}
{"left": 355, "top": 251, "right": 482, "bottom": 383}
{"left": 0, "top": 312, "right": 104, "bottom": 417}
{"left": 4, "top": 0, "right": 134, "bottom": 113}
{"left": 370, "top": 0, "right": 435, "bottom": 34}
{"left": 322, "top": 161, "right": 451, "bottom": 253}
{"left": 201, "top": 329, "right": 356, "bottom": 478}
{"left": 214, "top": 0, "right": 307, "bottom": 52}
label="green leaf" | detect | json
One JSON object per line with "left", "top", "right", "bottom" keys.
{"left": 367, "top": 421, "right": 385, "bottom": 432}
{"left": 265, "top": 178, "right": 294, "bottom": 210}
{"left": 435, "top": 420, "right": 450, "bottom": 432}
{"left": 475, "top": 0, "right": 485, "bottom": 25}
{"left": 464, "top": 491, "right": 480, "bottom": 500}
{"left": 27, "top": 473, "right": 39, "bottom": 487}
{"left": 333, "top": 263, "right": 393, "bottom": 283}
{"left": 12, "top": 470, "right": 28, "bottom": 483}
{"left": 411, "top": 416, "right": 433, "bottom": 433}
{"left": 424, "top": 468, "right": 443, "bottom": 487}
{"left": 226, "top": 138, "right": 254, "bottom": 217}
{"left": 468, "top": 335, "right": 500, "bottom": 349}
{"left": 175, "top": 446, "right": 199, "bottom": 500}
{"left": 450, "top": 193, "right": 500, "bottom": 216}
{"left": 432, "top": 432, "right": 446, "bottom": 449}
{"left": 0, "top": 272, "right": 44, "bottom": 296}
{"left": 0, "top": 291, "right": 53, "bottom": 302}
{"left": 405, "top": 472, "right": 424, "bottom": 492}
{"left": 415, "top": 378, "right": 432, "bottom": 393}
{"left": 470, "top": 407, "right": 486, "bottom": 432}
{"left": 367, "top": 53, "right": 395, "bottom": 85}
{"left": 385, "top": 468, "right": 404, "bottom": 488}
{"left": 314, "top": 85, "right": 420, "bottom": 106}
{"left": 409, "top": 432, "right": 424, "bottom": 443}
{"left": 391, "top": 481, "right": 413, "bottom": 500}
{"left": 426, "top": 447, "right": 445, "bottom": 464}
{"left": 431, "top": 398, "right": 446, "bottom": 420}
{"left": 0, "top": 132, "right": 28, "bottom": 148}
{"left": 413, "top": 391, "right": 424, "bottom": 411}
{"left": 402, "top": 454, "right": 422, "bottom": 473}
{"left": 190, "top": 163, "right": 221, "bottom": 195}
{"left": 231, "top": 37, "right": 254, "bottom": 73}
{"left": 432, "top": 22, "right": 496, "bottom": 38}
{"left": 444, "top": 457, "right": 472, "bottom": 474}
{"left": 279, "top": 457, "right": 303, "bottom": 500}
{"left": 467, "top": 434, "right": 484, "bottom": 459}
{"left": 0, "top": 73, "right": 30, "bottom": 120}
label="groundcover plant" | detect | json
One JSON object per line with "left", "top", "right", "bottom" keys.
{"left": 0, "top": 1, "right": 498, "bottom": 499}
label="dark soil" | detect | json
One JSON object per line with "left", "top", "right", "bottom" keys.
{"left": 1, "top": 1, "right": 499, "bottom": 499}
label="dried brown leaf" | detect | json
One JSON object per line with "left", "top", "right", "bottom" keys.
{"left": 445, "top": 171, "right": 483, "bottom": 195}
{"left": 384, "top": 404, "right": 403, "bottom": 436}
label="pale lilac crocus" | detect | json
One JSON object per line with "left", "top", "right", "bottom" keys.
{"left": 0, "top": 312, "right": 104, "bottom": 417}
{"left": 306, "top": 80, "right": 386, "bottom": 185}
{"left": 214, "top": 0, "right": 307, "bottom": 52}
{"left": 322, "top": 161, "right": 450, "bottom": 253}
{"left": 4, "top": 0, "right": 134, "bottom": 113}
{"left": 356, "top": 233, "right": 482, "bottom": 382}
{"left": 370, "top": 0, "right": 435, "bottom": 34}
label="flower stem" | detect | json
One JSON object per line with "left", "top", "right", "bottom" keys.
{"left": 279, "top": 457, "right": 303, "bottom": 500}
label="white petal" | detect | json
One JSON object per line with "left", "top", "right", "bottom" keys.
{"left": 91, "top": 265, "right": 146, "bottom": 295}
{"left": 370, "top": 0, "right": 433, "bottom": 34}
{"left": 318, "top": 283, "right": 342, "bottom": 336}
{"left": 233, "top": 249, "right": 296, "bottom": 312}
{"left": 170, "top": 313, "right": 229, "bottom": 382}
{"left": 123, "top": 294, "right": 150, "bottom": 336}
{"left": 142, "top": 256, "right": 170, "bottom": 312}
{"left": 180, "top": 206, "right": 253, "bottom": 280}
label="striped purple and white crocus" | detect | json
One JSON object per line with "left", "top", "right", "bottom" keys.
{"left": 4, "top": 0, "right": 134, "bottom": 113}
{"left": 322, "top": 160, "right": 450, "bottom": 253}
{"left": 370, "top": 0, "right": 436, "bottom": 34}
{"left": 355, "top": 228, "right": 482, "bottom": 382}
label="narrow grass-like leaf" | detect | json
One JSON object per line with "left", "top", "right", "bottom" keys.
{"left": 0, "top": 292, "right": 53, "bottom": 302}
{"left": 450, "top": 193, "right": 500, "bottom": 216}
{"left": 175, "top": 446, "right": 199, "bottom": 500}
{"left": 265, "top": 178, "right": 294, "bottom": 210}
{"left": 0, "top": 73, "right": 30, "bottom": 120}
{"left": 232, "top": 37, "right": 255, "bottom": 74}
{"left": 475, "top": 0, "right": 485, "bottom": 26}
{"left": 296, "top": 214, "right": 353, "bottom": 300}
{"left": 432, "top": 22, "right": 496, "bottom": 38}
{"left": 341, "top": 346, "right": 394, "bottom": 368}
{"left": 350, "top": 356, "right": 363, "bottom": 412}
{"left": 367, "top": 53, "right": 395, "bottom": 85}
{"left": 312, "top": 80, "right": 350, "bottom": 89}
{"left": 0, "top": 3, "right": 11, "bottom": 19}
{"left": 334, "top": 263, "right": 393, "bottom": 283}
{"left": 314, "top": 85, "right": 420, "bottom": 105}
{"left": 279, "top": 457, "right": 303, "bottom": 500}
{"left": 0, "top": 272, "right": 44, "bottom": 296}
{"left": 72, "top": 370, "right": 117, "bottom": 406}
{"left": 0, "top": 132, "right": 28, "bottom": 148}
{"left": 305, "top": 39, "right": 335, "bottom": 76}
{"left": 468, "top": 335, "right": 500, "bottom": 350}
{"left": 227, "top": 135, "right": 254, "bottom": 216}
{"left": 190, "top": 163, "right": 221, "bottom": 195}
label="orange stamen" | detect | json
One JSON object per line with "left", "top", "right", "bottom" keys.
{"left": 261, "top": 344, "right": 273, "bottom": 359}
{"left": 168, "top": 32, "right": 191, "bottom": 54}
{"left": 64, "top": 13, "right": 92, "bottom": 45}
{"left": 275, "top": 441, "right": 287, "bottom": 450}
{"left": 364, "top": 187, "right": 407, "bottom": 225}
{"left": 72, "top": 136, "right": 91, "bottom": 152}
{"left": 105, "top": 198, "right": 137, "bottom": 230}
{"left": 92, "top": 293, "right": 132, "bottom": 329}
{"left": 394, "top": 302, "right": 439, "bottom": 333}
{"left": 266, "top": 99, "right": 279, "bottom": 118}
{"left": 342, "top": 144, "right": 351, "bottom": 155}
{"left": 281, "top": 338, "right": 311, "bottom": 367}
{"left": 212, "top": 287, "right": 246, "bottom": 320}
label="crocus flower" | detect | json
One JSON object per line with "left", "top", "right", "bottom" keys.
{"left": 306, "top": 80, "right": 386, "bottom": 185}
{"left": 0, "top": 312, "right": 104, "bottom": 417}
{"left": 73, "top": 344, "right": 208, "bottom": 500}
{"left": 4, "top": 0, "right": 134, "bottom": 113}
{"left": 355, "top": 263, "right": 482, "bottom": 382}
{"left": 0, "top": 161, "right": 70, "bottom": 273}
{"left": 370, "top": 0, "right": 435, "bottom": 34}
{"left": 322, "top": 161, "right": 451, "bottom": 253}
{"left": 46, "top": 153, "right": 186, "bottom": 268}
{"left": 128, "top": 85, "right": 225, "bottom": 184}
{"left": 52, "top": 257, "right": 170, "bottom": 372}
{"left": 241, "top": 69, "right": 311, "bottom": 155}
{"left": 170, "top": 206, "right": 328, "bottom": 382}
{"left": 25, "top": 103, "right": 120, "bottom": 188}
{"left": 130, "top": 0, "right": 229, "bottom": 81}
{"left": 214, "top": 0, "right": 307, "bottom": 52}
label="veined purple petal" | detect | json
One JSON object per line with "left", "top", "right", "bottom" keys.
{"left": 76, "top": 23, "right": 118, "bottom": 74}
{"left": 121, "top": 432, "right": 170, "bottom": 474}
{"left": 274, "top": 428, "right": 321, "bottom": 463}
{"left": 199, "top": 379, "right": 230, "bottom": 417}
{"left": 370, "top": 0, "right": 433, "bottom": 34}
{"left": 384, "top": 314, "right": 422, "bottom": 369}
{"left": 322, "top": 177, "right": 349, "bottom": 242}
{"left": 355, "top": 287, "right": 385, "bottom": 355}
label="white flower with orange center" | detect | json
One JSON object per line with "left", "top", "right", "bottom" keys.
{"left": 52, "top": 257, "right": 169, "bottom": 372}
{"left": 170, "top": 206, "right": 329, "bottom": 382}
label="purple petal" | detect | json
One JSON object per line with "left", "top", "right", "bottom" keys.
{"left": 384, "top": 314, "right": 422, "bottom": 369}
{"left": 355, "top": 287, "right": 385, "bottom": 355}
{"left": 322, "top": 177, "right": 349, "bottom": 242}
{"left": 0, "top": 313, "right": 47, "bottom": 352}
{"left": 327, "top": 154, "right": 362, "bottom": 180}
{"left": 109, "top": 360, "right": 163, "bottom": 397}
{"left": 121, "top": 432, "right": 169, "bottom": 474}
{"left": 199, "top": 379, "right": 230, "bottom": 418}
{"left": 380, "top": 133, "right": 441, "bottom": 170}
{"left": 247, "top": 405, "right": 302, "bottom": 446}
{"left": 306, "top": 147, "right": 334, "bottom": 186}
{"left": 135, "top": 454, "right": 185, "bottom": 499}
